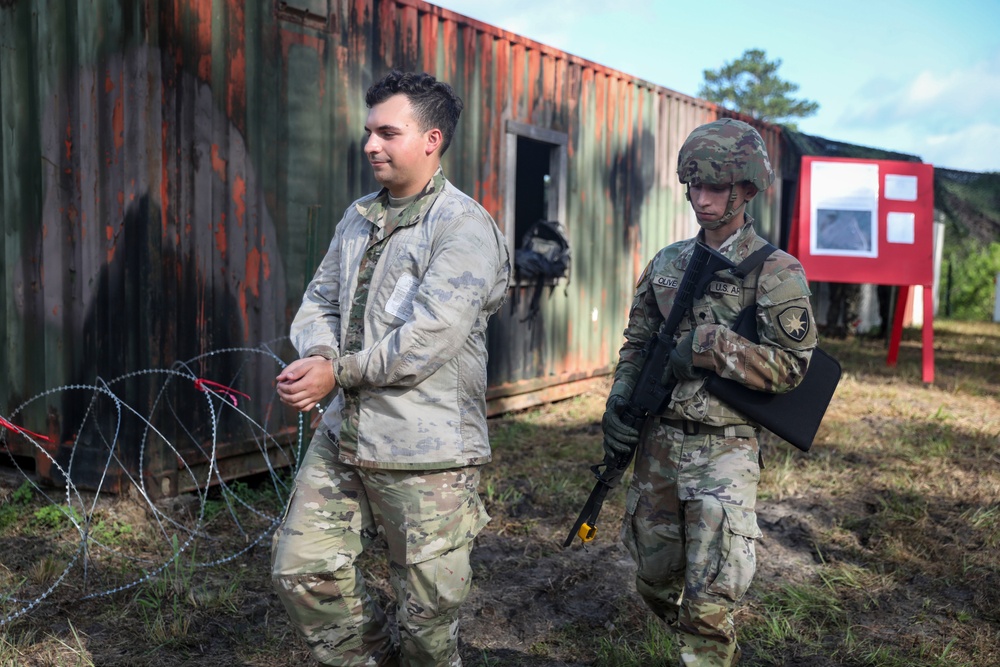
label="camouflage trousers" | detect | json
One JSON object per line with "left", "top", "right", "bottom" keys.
{"left": 620, "top": 419, "right": 763, "bottom": 667}
{"left": 271, "top": 429, "right": 490, "bottom": 667}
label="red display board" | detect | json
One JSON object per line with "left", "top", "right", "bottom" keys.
{"left": 789, "top": 157, "right": 936, "bottom": 383}
{"left": 791, "top": 157, "right": 935, "bottom": 286}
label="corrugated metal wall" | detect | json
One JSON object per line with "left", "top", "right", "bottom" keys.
{"left": 0, "top": 0, "right": 784, "bottom": 493}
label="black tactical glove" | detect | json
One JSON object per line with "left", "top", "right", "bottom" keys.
{"left": 665, "top": 330, "right": 702, "bottom": 383}
{"left": 602, "top": 393, "right": 640, "bottom": 460}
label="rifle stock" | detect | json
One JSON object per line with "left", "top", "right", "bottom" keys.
{"left": 564, "top": 242, "right": 736, "bottom": 548}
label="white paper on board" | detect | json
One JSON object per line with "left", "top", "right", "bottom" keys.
{"left": 887, "top": 212, "right": 915, "bottom": 244}
{"left": 885, "top": 174, "right": 918, "bottom": 201}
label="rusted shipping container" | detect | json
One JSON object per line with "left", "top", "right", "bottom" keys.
{"left": 0, "top": 0, "right": 784, "bottom": 495}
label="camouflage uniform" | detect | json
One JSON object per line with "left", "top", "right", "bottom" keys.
{"left": 613, "top": 119, "right": 817, "bottom": 666}
{"left": 272, "top": 168, "right": 510, "bottom": 666}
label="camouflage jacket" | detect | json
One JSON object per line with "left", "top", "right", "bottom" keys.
{"left": 290, "top": 169, "right": 511, "bottom": 469}
{"left": 615, "top": 218, "right": 817, "bottom": 427}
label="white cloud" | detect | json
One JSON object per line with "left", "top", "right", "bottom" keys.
{"left": 841, "top": 52, "right": 1000, "bottom": 129}
{"left": 921, "top": 122, "right": 1000, "bottom": 172}
{"left": 823, "top": 51, "right": 1000, "bottom": 171}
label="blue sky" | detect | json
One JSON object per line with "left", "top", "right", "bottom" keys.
{"left": 432, "top": 0, "right": 1000, "bottom": 173}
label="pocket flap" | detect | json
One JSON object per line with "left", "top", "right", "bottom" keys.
{"left": 625, "top": 486, "right": 641, "bottom": 515}
{"left": 722, "top": 503, "right": 763, "bottom": 540}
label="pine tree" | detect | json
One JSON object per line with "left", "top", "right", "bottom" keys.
{"left": 699, "top": 48, "right": 819, "bottom": 127}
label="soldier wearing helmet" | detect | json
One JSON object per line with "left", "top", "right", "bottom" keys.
{"left": 602, "top": 118, "right": 817, "bottom": 666}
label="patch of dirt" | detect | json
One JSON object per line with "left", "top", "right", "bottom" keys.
{"left": 4, "top": 323, "right": 1000, "bottom": 666}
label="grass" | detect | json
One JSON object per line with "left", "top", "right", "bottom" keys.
{"left": 596, "top": 615, "right": 678, "bottom": 666}
{"left": 0, "top": 320, "right": 998, "bottom": 666}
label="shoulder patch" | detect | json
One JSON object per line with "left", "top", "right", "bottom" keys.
{"left": 778, "top": 306, "right": 811, "bottom": 342}
{"left": 636, "top": 260, "right": 653, "bottom": 288}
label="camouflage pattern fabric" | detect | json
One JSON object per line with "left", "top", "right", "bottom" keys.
{"left": 614, "top": 218, "right": 816, "bottom": 666}
{"left": 676, "top": 119, "right": 775, "bottom": 192}
{"left": 621, "top": 418, "right": 762, "bottom": 666}
{"left": 615, "top": 218, "right": 816, "bottom": 427}
{"left": 289, "top": 168, "right": 511, "bottom": 470}
{"left": 272, "top": 429, "right": 489, "bottom": 666}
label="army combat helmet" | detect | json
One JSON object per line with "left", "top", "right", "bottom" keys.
{"left": 677, "top": 118, "right": 775, "bottom": 228}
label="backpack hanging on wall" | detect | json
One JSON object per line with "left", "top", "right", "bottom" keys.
{"left": 514, "top": 219, "right": 571, "bottom": 321}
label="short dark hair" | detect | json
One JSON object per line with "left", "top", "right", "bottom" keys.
{"left": 365, "top": 70, "right": 464, "bottom": 156}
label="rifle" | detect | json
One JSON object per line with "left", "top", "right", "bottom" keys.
{"left": 564, "top": 242, "right": 737, "bottom": 547}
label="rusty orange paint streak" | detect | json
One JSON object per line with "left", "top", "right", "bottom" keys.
{"left": 226, "top": 0, "right": 246, "bottom": 132}
{"left": 401, "top": 5, "right": 418, "bottom": 67}
{"left": 64, "top": 120, "right": 72, "bottom": 160}
{"left": 350, "top": 0, "right": 373, "bottom": 54}
{"left": 193, "top": 0, "right": 213, "bottom": 81}
{"left": 233, "top": 175, "right": 246, "bottom": 227}
{"left": 377, "top": 1, "right": 395, "bottom": 66}
{"left": 509, "top": 44, "right": 522, "bottom": 120}
{"left": 441, "top": 17, "right": 457, "bottom": 83}
{"left": 541, "top": 55, "right": 554, "bottom": 122}
{"left": 553, "top": 58, "right": 565, "bottom": 117}
{"left": 527, "top": 49, "right": 539, "bottom": 121}
{"left": 420, "top": 11, "right": 437, "bottom": 75}
{"left": 622, "top": 81, "right": 642, "bottom": 145}
{"left": 211, "top": 144, "right": 227, "bottom": 180}
{"left": 112, "top": 93, "right": 124, "bottom": 151}
{"left": 106, "top": 225, "right": 116, "bottom": 263}
{"left": 246, "top": 247, "right": 261, "bottom": 298}
{"left": 476, "top": 32, "right": 500, "bottom": 221}
{"left": 215, "top": 213, "right": 227, "bottom": 257}
{"left": 198, "top": 54, "right": 211, "bottom": 81}
{"left": 475, "top": 31, "right": 496, "bottom": 215}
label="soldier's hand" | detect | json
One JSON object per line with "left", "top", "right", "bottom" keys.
{"left": 602, "top": 394, "right": 640, "bottom": 460}
{"left": 276, "top": 356, "right": 336, "bottom": 412}
{"left": 667, "top": 331, "right": 702, "bottom": 382}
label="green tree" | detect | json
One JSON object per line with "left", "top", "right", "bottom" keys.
{"left": 699, "top": 48, "right": 819, "bottom": 126}
{"left": 945, "top": 238, "right": 1000, "bottom": 321}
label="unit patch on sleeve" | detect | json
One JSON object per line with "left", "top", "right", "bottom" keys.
{"left": 778, "top": 306, "right": 810, "bottom": 342}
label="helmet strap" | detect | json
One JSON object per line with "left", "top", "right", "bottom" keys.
{"left": 690, "top": 184, "right": 746, "bottom": 230}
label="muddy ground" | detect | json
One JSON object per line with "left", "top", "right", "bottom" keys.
{"left": 3, "top": 323, "right": 999, "bottom": 666}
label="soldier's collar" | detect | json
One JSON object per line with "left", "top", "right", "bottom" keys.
{"left": 359, "top": 168, "right": 447, "bottom": 225}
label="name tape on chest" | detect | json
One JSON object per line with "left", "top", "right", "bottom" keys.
{"left": 653, "top": 276, "right": 679, "bottom": 289}
{"left": 709, "top": 281, "right": 741, "bottom": 296}
{"left": 653, "top": 275, "right": 740, "bottom": 297}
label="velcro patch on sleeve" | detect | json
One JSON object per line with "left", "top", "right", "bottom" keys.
{"left": 758, "top": 272, "right": 811, "bottom": 306}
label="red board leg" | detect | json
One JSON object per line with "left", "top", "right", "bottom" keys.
{"left": 922, "top": 285, "right": 935, "bottom": 385}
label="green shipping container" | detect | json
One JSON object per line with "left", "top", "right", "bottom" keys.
{"left": 0, "top": 0, "right": 784, "bottom": 495}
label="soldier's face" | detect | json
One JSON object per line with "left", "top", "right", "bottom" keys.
{"left": 689, "top": 182, "right": 754, "bottom": 227}
{"left": 364, "top": 94, "right": 440, "bottom": 197}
